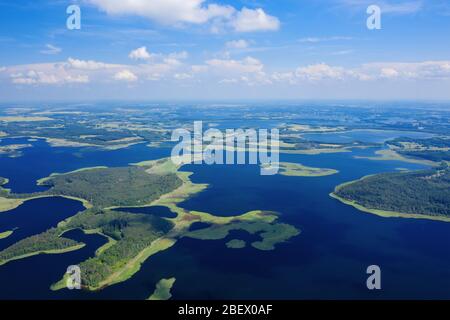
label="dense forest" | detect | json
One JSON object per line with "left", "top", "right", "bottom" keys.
{"left": 0, "top": 229, "right": 80, "bottom": 262}
{"left": 39, "top": 167, "right": 182, "bottom": 207}
{"left": 67, "top": 209, "right": 174, "bottom": 287}
{"left": 335, "top": 163, "right": 450, "bottom": 217}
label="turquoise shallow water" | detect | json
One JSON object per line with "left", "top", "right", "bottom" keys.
{"left": 0, "top": 134, "right": 449, "bottom": 299}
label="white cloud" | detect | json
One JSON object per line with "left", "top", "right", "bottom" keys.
{"left": 283, "top": 61, "right": 450, "bottom": 83}
{"left": 10, "top": 69, "right": 89, "bottom": 85}
{"left": 201, "top": 56, "right": 271, "bottom": 85}
{"left": 295, "top": 63, "right": 346, "bottom": 81}
{"left": 87, "top": 0, "right": 279, "bottom": 33}
{"left": 380, "top": 67, "right": 400, "bottom": 78}
{"left": 4, "top": 57, "right": 450, "bottom": 90}
{"left": 362, "top": 61, "right": 450, "bottom": 80}
{"left": 129, "top": 46, "right": 153, "bottom": 60}
{"left": 206, "top": 56, "right": 264, "bottom": 74}
{"left": 40, "top": 44, "right": 62, "bottom": 55}
{"left": 114, "top": 70, "right": 138, "bottom": 82}
{"left": 226, "top": 39, "right": 249, "bottom": 49}
{"left": 174, "top": 73, "right": 193, "bottom": 80}
{"left": 67, "top": 58, "right": 120, "bottom": 70}
{"left": 231, "top": 8, "right": 280, "bottom": 32}
{"left": 87, "top": 0, "right": 234, "bottom": 25}
{"left": 272, "top": 72, "right": 296, "bottom": 84}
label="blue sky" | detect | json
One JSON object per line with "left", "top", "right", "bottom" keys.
{"left": 0, "top": 0, "right": 450, "bottom": 101}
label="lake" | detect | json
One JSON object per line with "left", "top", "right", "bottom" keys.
{"left": 0, "top": 131, "right": 450, "bottom": 299}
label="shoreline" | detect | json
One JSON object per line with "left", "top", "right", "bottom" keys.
{"left": 330, "top": 177, "right": 450, "bottom": 223}
{"left": 0, "top": 244, "right": 86, "bottom": 267}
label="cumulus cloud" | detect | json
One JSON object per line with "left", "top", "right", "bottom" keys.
{"left": 10, "top": 70, "right": 89, "bottom": 85}
{"left": 361, "top": 61, "right": 450, "bottom": 80}
{"left": 87, "top": 0, "right": 234, "bottom": 24}
{"left": 295, "top": 63, "right": 346, "bottom": 81}
{"left": 3, "top": 58, "right": 122, "bottom": 86}
{"left": 200, "top": 56, "right": 271, "bottom": 85}
{"left": 113, "top": 70, "right": 138, "bottom": 82}
{"left": 290, "top": 61, "right": 450, "bottom": 83}
{"left": 271, "top": 72, "right": 296, "bottom": 84}
{"left": 129, "top": 46, "right": 153, "bottom": 60}
{"left": 206, "top": 56, "right": 264, "bottom": 74}
{"left": 231, "top": 8, "right": 280, "bottom": 32}
{"left": 67, "top": 58, "right": 121, "bottom": 70}
{"left": 87, "top": 0, "right": 280, "bottom": 32}
{"left": 4, "top": 56, "right": 450, "bottom": 89}
{"left": 380, "top": 67, "right": 400, "bottom": 78}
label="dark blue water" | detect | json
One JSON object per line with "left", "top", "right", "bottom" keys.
{"left": 0, "top": 197, "right": 85, "bottom": 251}
{"left": 0, "top": 229, "right": 107, "bottom": 300}
{"left": 189, "top": 222, "right": 213, "bottom": 232}
{"left": 1, "top": 134, "right": 450, "bottom": 299}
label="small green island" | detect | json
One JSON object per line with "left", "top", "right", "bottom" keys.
{"left": 0, "top": 230, "right": 14, "bottom": 240}
{"left": 270, "top": 162, "right": 338, "bottom": 177}
{"left": 0, "top": 157, "right": 300, "bottom": 293}
{"left": 331, "top": 163, "right": 450, "bottom": 222}
{"left": 148, "top": 278, "right": 176, "bottom": 300}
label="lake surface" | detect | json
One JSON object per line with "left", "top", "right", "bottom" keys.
{"left": 0, "top": 197, "right": 85, "bottom": 252}
{"left": 1, "top": 132, "right": 450, "bottom": 299}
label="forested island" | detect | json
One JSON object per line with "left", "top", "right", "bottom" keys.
{"left": 273, "top": 162, "right": 338, "bottom": 177}
{"left": 331, "top": 163, "right": 450, "bottom": 221}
